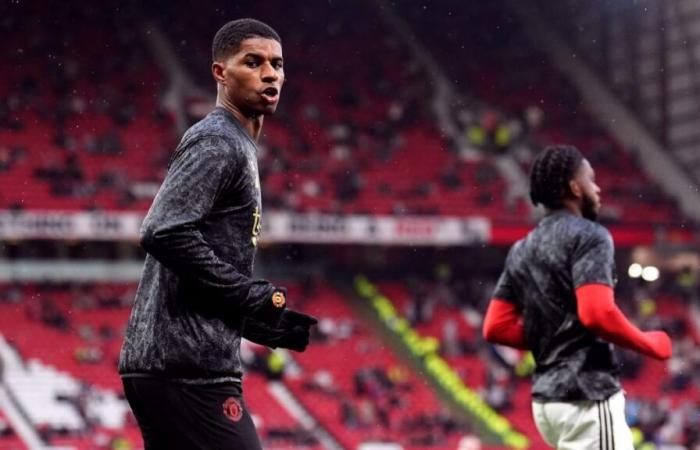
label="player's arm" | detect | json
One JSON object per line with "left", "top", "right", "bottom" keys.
{"left": 483, "top": 247, "right": 529, "bottom": 350}
{"left": 576, "top": 284, "right": 671, "bottom": 360}
{"left": 140, "top": 136, "right": 284, "bottom": 326}
{"left": 572, "top": 226, "right": 671, "bottom": 360}
{"left": 483, "top": 298, "right": 528, "bottom": 350}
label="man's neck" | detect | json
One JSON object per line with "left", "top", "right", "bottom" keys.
{"left": 216, "top": 98, "right": 264, "bottom": 142}
{"left": 560, "top": 200, "right": 582, "bottom": 217}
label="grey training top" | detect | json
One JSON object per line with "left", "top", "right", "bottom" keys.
{"left": 119, "top": 107, "right": 284, "bottom": 384}
{"left": 492, "top": 210, "right": 621, "bottom": 401}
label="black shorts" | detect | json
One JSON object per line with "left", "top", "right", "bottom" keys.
{"left": 122, "top": 377, "right": 262, "bottom": 450}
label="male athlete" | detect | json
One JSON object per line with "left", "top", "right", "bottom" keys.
{"left": 119, "top": 19, "right": 317, "bottom": 449}
{"left": 483, "top": 145, "right": 672, "bottom": 450}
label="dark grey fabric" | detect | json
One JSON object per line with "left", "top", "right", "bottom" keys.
{"left": 492, "top": 210, "right": 621, "bottom": 401}
{"left": 123, "top": 378, "right": 262, "bottom": 450}
{"left": 119, "top": 107, "right": 285, "bottom": 384}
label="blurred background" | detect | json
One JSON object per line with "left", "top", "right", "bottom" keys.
{"left": 0, "top": 0, "right": 699, "bottom": 449}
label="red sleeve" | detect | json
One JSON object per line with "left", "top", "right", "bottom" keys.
{"left": 576, "top": 284, "right": 672, "bottom": 360}
{"left": 483, "top": 299, "right": 529, "bottom": 350}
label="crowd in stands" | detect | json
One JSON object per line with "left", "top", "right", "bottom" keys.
{"left": 0, "top": 279, "right": 477, "bottom": 450}
{"left": 0, "top": 269, "right": 698, "bottom": 449}
{"left": 401, "top": 0, "right": 685, "bottom": 226}
{"left": 0, "top": 282, "right": 320, "bottom": 450}
{"left": 2, "top": 0, "right": 688, "bottom": 227}
{"left": 1, "top": 0, "right": 699, "bottom": 449}
{"left": 264, "top": 282, "right": 474, "bottom": 449}
{"left": 2, "top": 263, "right": 697, "bottom": 448}
{"left": 0, "top": 2, "right": 173, "bottom": 211}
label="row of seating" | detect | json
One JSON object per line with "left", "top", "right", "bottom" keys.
{"left": 0, "top": 283, "right": 318, "bottom": 449}
{"left": 0, "top": 0, "right": 685, "bottom": 227}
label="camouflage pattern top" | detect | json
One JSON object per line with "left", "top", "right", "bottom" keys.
{"left": 492, "top": 210, "right": 621, "bottom": 401}
{"left": 119, "top": 107, "right": 285, "bottom": 385}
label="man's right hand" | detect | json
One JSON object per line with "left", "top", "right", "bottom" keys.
{"left": 242, "top": 308, "right": 318, "bottom": 352}
{"left": 644, "top": 331, "right": 672, "bottom": 360}
{"left": 279, "top": 309, "right": 318, "bottom": 329}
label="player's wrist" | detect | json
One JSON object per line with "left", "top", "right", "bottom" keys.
{"left": 643, "top": 331, "right": 672, "bottom": 360}
{"left": 245, "top": 283, "right": 287, "bottom": 326}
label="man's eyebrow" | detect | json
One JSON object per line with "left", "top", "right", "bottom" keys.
{"left": 242, "top": 52, "right": 283, "bottom": 61}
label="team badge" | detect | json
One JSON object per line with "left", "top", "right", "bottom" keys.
{"left": 222, "top": 397, "right": 243, "bottom": 422}
{"left": 271, "top": 291, "right": 286, "bottom": 308}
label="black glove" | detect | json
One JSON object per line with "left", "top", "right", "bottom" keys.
{"left": 242, "top": 309, "right": 318, "bottom": 352}
{"left": 243, "top": 284, "right": 288, "bottom": 327}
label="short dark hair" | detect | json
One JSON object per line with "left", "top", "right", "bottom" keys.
{"left": 529, "top": 145, "right": 584, "bottom": 209}
{"left": 212, "top": 18, "right": 281, "bottom": 61}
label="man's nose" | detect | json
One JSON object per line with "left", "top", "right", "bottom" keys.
{"left": 261, "top": 63, "right": 278, "bottom": 82}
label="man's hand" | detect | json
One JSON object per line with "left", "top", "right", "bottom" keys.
{"left": 644, "top": 331, "right": 672, "bottom": 360}
{"left": 242, "top": 308, "right": 318, "bottom": 352}
{"left": 278, "top": 309, "right": 317, "bottom": 330}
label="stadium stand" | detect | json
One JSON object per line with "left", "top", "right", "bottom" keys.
{"left": 1, "top": 0, "right": 699, "bottom": 449}
{"left": 398, "top": 0, "right": 687, "bottom": 225}
{"left": 150, "top": 0, "right": 532, "bottom": 222}
{"left": 0, "top": 407, "right": 26, "bottom": 450}
{"left": 0, "top": 279, "right": 527, "bottom": 450}
{"left": 373, "top": 279, "right": 546, "bottom": 448}
{"left": 281, "top": 282, "right": 474, "bottom": 450}
{"left": 0, "top": 283, "right": 319, "bottom": 449}
{"left": 3, "top": 275, "right": 697, "bottom": 448}
{"left": 0, "top": 2, "right": 173, "bottom": 212}
{"left": 0, "top": 0, "right": 690, "bottom": 227}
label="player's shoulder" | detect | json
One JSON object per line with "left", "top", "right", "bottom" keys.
{"left": 560, "top": 216, "right": 614, "bottom": 256}
{"left": 573, "top": 216, "right": 611, "bottom": 244}
{"left": 179, "top": 109, "right": 250, "bottom": 155}
{"left": 504, "top": 238, "right": 527, "bottom": 266}
{"left": 551, "top": 212, "right": 610, "bottom": 242}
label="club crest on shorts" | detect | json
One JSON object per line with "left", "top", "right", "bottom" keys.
{"left": 222, "top": 397, "right": 243, "bottom": 422}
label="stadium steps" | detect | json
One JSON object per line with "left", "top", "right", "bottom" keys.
{"left": 267, "top": 380, "right": 344, "bottom": 450}
{"left": 281, "top": 282, "right": 472, "bottom": 449}
{"left": 338, "top": 277, "right": 528, "bottom": 450}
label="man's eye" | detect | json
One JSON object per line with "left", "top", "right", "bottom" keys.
{"left": 273, "top": 62, "right": 283, "bottom": 70}
{"left": 246, "top": 61, "right": 258, "bottom": 68}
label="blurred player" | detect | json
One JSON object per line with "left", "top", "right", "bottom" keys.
{"left": 118, "top": 19, "right": 317, "bottom": 450}
{"left": 483, "top": 145, "right": 672, "bottom": 450}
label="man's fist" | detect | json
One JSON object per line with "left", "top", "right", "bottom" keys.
{"left": 242, "top": 308, "right": 318, "bottom": 352}
{"left": 279, "top": 309, "right": 318, "bottom": 329}
{"left": 644, "top": 331, "right": 672, "bottom": 360}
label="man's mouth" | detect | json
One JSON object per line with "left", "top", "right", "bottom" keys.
{"left": 260, "top": 87, "right": 279, "bottom": 103}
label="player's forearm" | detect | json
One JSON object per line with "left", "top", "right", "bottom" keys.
{"left": 576, "top": 284, "right": 671, "bottom": 360}
{"left": 483, "top": 298, "right": 529, "bottom": 350}
{"left": 140, "top": 223, "right": 283, "bottom": 325}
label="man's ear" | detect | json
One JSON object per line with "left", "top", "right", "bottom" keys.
{"left": 568, "top": 179, "right": 582, "bottom": 199}
{"left": 212, "top": 61, "right": 226, "bottom": 85}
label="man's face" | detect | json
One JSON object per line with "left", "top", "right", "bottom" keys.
{"left": 214, "top": 37, "right": 284, "bottom": 116}
{"left": 571, "top": 159, "right": 601, "bottom": 221}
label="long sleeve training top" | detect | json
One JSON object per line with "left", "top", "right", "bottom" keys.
{"left": 119, "top": 107, "right": 285, "bottom": 384}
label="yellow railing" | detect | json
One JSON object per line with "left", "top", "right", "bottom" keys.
{"left": 355, "top": 275, "right": 530, "bottom": 450}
